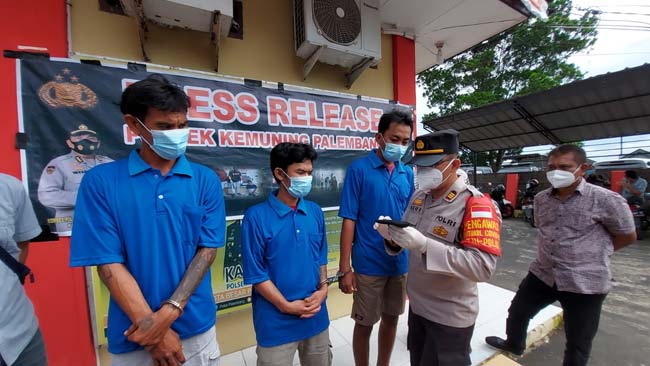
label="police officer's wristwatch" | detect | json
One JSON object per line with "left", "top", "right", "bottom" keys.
{"left": 336, "top": 269, "right": 352, "bottom": 278}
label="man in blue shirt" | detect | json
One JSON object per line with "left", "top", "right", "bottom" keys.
{"left": 242, "top": 143, "right": 331, "bottom": 366}
{"left": 337, "top": 110, "right": 414, "bottom": 366}
{"left": 70, "top": 75, "right": 226, "bottom": 366}
{"left": 620, "top": 170, "right": 647, "bottom": 204}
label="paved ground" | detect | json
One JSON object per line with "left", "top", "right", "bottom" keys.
{"left": 488, "top": 219, "right": 650, "bottom": 366}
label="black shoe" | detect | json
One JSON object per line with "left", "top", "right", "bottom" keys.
{"left": 485, "top": 336, "right": 524, "bottom": 356}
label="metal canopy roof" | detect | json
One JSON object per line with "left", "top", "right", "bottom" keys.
{"left": 422, "top": 63, "right": 650, "bottom": 152}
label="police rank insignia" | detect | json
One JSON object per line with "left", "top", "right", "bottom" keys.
{"left": 445, "top": 190, "right": 457, "bottom": 202}
{"left": 433, "top": 226, "right": 448, "bottom": 238}
{"left": 410, "top": 197, "right": 424, "bottom": 213}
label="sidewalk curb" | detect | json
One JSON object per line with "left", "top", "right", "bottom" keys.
{"left": 480, "top": 311, "right": 564, "bottom": 365}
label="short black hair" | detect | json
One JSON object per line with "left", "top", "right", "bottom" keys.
{"left": 548, "top": 144, "right": 587, "bottom": 165}
{"left": 120, "top": 74, "right": 190, "bottom": 121}
{"left": 625, "top": 170, "right": 638, "bottom": 179}
{"left": 270, "top": 143, "right": 318, "bottom": 181}
{"left": 377, "top": 109, "right": 413, "bottom": 134}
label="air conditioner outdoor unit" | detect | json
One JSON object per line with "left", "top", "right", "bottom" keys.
{"left": 293, "top": 0, "right": 382, "bottom": 70}
{"left": 121, "top": 0, "right": 233, "bottom": 35}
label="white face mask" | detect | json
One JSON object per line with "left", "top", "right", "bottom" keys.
{"left": 546, "top": 166, "right": 581, "bottom": 188}
{"left": 416, "top": 159, "right": 454, "bottom": 191}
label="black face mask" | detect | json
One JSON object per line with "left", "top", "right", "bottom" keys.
{"left": 72, "top": 139, "right": 98, "bottom": 154}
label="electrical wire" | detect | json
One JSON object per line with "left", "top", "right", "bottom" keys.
{"left": 571, "top": 51, "right": 650, "bottom": 56}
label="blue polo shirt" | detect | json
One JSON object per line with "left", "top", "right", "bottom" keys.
{"left": 241, "top": 192, "right": 329, "bottom": 347}
{"left": 70, "top": 151, "right": 226, "bottom": 354}
{"left": 339, "top": 150, "right": 413, "bottom": 276}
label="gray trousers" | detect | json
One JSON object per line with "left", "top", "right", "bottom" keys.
{"left": 110, "top": 326, "right": 219, "bottom": 366}
{"left": 256, "top": 328, "right": 332, "bottom": 366}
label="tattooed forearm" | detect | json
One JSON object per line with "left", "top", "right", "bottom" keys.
{"left": 170, "top": 247, "right": 217, "bottom": 307}
{"left": 96, "top": 263, "right": 152, "bottom": 324}
{"left": 319, "top": 265, "right": 327, "bottom": 282}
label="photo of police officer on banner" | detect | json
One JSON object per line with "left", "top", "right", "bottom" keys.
{"left": 37, "top": 124, "right": 113, "bottom": 235}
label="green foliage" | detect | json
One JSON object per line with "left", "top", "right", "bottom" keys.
{"left": 418, "top": 0, "right": 598, "bottom": 171}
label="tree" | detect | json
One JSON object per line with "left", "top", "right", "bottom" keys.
{"left": 418, "top": 0, "right": 599, "bottom": 172}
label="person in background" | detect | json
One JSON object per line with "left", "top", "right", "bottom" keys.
{"left": 242, "top": 143, "right": 331, "bottom": 365}
{"left": 620, "top": 170, "right": 647, "bottom": 204}
{"left": 70, "top": 75, "right": 226, "bottom": 366}
{"left": 229, "top": 167, "right": 243, "bottom": 196}
{"left": 0, "top": 173, "right": 47, "bottom": 366}
{"left": 337, "top": 110, "right": 414, "bottom": 366}
{"left": 486, "top": 144, "right": 636, "bottom": 366}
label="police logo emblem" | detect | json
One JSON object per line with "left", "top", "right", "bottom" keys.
{"left": 38, "top": 68, "right": 98, "bottom": 109}
{"left": 416, "top": 140, "right": 425, "bottom": 150}
{"left": 433, "top": 226, "right": 448, "bottom": 238}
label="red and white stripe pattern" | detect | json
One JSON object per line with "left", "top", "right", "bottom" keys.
{"left": 470, "top": 205, "right": 492, "bottom": 219}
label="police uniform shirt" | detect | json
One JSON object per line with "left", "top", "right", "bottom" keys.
{"left": 37, "top": 151, "right": 112, "bottom": 231}
{"left": 401, "top": 176, "right": 499, "bottom": 328}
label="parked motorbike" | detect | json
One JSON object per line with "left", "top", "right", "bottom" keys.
{"left": 629, "top": 202, "right": 649, "bottom": 240}
{"left": 522, "top": 179, "right": 540, "bottom": 227}
{"left": 490, "top": 184, "right": 514, "bottom": 218}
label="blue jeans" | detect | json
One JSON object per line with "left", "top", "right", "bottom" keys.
{"left": 0, "top": 328, "right": 47, "bottom": 366}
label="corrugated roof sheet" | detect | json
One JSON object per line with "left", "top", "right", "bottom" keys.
{"left": 422, "top": 63, "right": 650, "bottom": 152}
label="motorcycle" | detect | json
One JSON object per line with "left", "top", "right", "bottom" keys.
{"left": 521, "top": 179, "right": 540, "bottom": 227}
{"left": 490, "top": 184, "right": 514, "bottom": 219}
{"left": 629, "top": 202, "right": 649, "bottom": 240}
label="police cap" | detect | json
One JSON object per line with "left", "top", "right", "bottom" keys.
{"left": 70, "top": 124, "right": 97, "bottom": 137}
{"left": 405, "top": 129, "right": 459, "bottom": 166}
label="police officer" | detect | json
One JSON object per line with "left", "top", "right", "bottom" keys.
{"left": 38, "top": 124, "right": 112, "bottom": 234}
{"left": 375, "top": 130, "right": 502, "bottom": 366}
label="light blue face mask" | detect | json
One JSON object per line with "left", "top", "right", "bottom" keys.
{"left": 137, "top": 118, "right": 189, "bottom": 160}
{"left": 380, "top": 135, "right": 408, "bottom": 162}
{"left": 281, "top": 170, "right": 313, "bottom": 198}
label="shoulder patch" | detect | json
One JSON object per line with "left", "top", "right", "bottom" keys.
{"left": 460, "top": 195, "right": 501, "bottom": 256}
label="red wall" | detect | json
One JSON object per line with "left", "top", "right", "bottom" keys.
{"left": 0, "top": 1, "right": 97, "bottom": 365}
{"left": 392, "top": 35, "right": 416, "bottom": 107}
{"left": 610, "top": 170, "right": 625, "bottom": 194}
{"left": 505, "top": 174, "right": 520, "bottom": 206}
{"left": 392, "top": 35, "right": 416, "bottom": 137}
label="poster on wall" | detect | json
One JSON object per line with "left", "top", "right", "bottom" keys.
{"left": 18, "top": 57, "right": 399, "bottom": 236}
